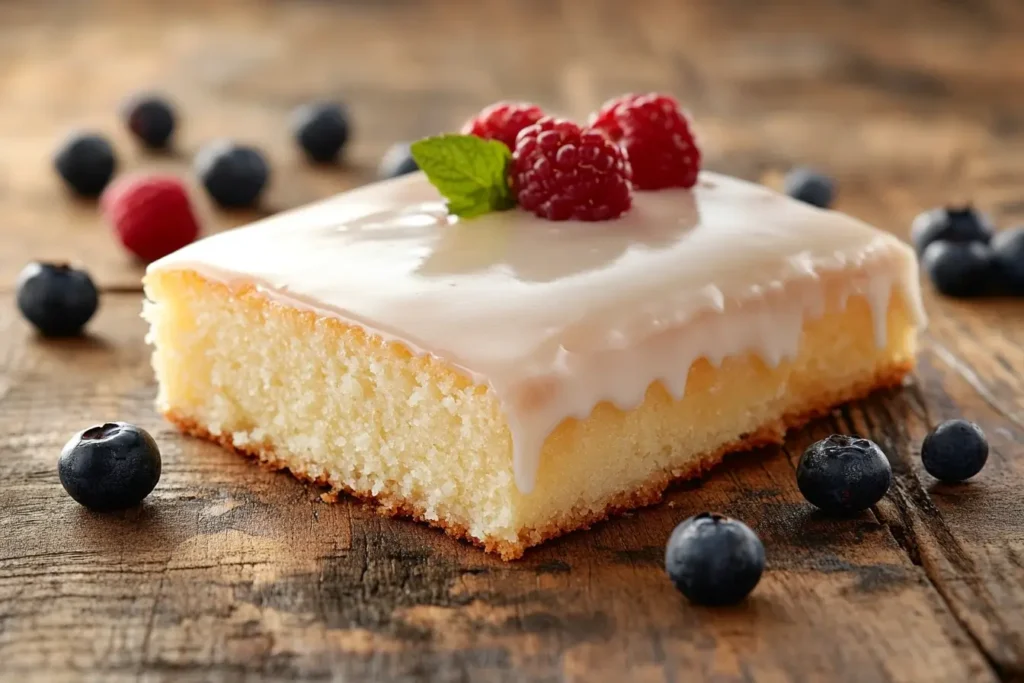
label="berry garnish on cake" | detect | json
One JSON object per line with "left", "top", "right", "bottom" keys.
{"left": 411, "top": 120, "right": 632, "bottom": 222}
{"left": 589, "top": 92, "right": 701, "bottom": 189}
{"left": 461, "top": 101, "right": 545, "bottom": 152}
{"left": 510, "top": 117, "right": 632, "bottom": 221}
{"left": 412, "top": 94, "right": 705, "bottom": 221}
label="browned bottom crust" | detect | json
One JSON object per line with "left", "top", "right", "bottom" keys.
{"left": 165, "top": 360, "right": 912, "bottom": 560}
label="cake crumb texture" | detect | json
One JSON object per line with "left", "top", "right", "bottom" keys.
{"left": 143, "top": 270, "right": 917, "bottom": 560}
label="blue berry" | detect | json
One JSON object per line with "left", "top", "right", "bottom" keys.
{"left": 911, "top": 206, "right": 993, "bottom": 256}
{"left": 292, "top": 102, "right": 350, "bottom": 163}
{"left": 992, "top": 227, "right": 1024, "bottom": 294}
{"left": 195, "top": 140, "right": 270, "bottom": 208}
{"left": 783, "top": 167, "right": 835, "bottom": 208}
{"left": 16, "top": 262, "right": 99, "bottom": 337}
{"left": 664, "top": 512, "right": 765, "bottom": 606}
{"left": 922, "top": 240, "right": 994, "bottom": 297}
{"left": 921, "top": 419, "right": 988, "bottom": 483}
{"left": 122, "top": 93, "right": 176, "bottom": 149}
{"left": 59, "top": 423, "right": 161, "bottom": 511}
{"left": 797, "top": 435, "right": 891, "bottom": 514}
{"left": 379, "top": 142, "right": 419, "bottom": 179}
{"left": 54, "top": 132, "right": 117, "bottom": 197}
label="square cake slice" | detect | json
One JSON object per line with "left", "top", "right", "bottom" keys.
{"left": 143, "top": 171, "right": 923, "bottom": 559}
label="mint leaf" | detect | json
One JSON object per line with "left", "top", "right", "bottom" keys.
{"left": 410, "top": 134, "right": 515, "bottom": 218}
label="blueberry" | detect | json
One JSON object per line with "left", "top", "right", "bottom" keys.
{"left": 664, "top": 512, "right": 765, "bottom": 606}
{"left": 54, "top": 132, "right": 117, "bottom": 197}
{"left": 783, "top": 167, "right": 835, "bottom": 208}
{"left": 194, "top": 140, "right": 269, "bottom": 208}
{"left": 379, "top": 142, "right": 419, "bottom": 179}
{"left": 911, "top": 206, "right": 994, "bottom": 256}
{"left": 292, "top": 102, "right": 350, "bottom": 163}
{"left": 122, "top": 93, "right": 176, "bottom": 149}
{"left": 922, "top": 240, "right": 994, "bottom": 297}
{"left": 797, "top": 435, "right": 891, "bottom": 514}
{"left": 16, "top": 262, "right": 99, "bottom": 337}
{"left": 992, "top": 227, "right": 1024, "bottom": 294}
{"left": 921, "top": 419, "right": 988, "bottom": 483}
{"left": 59, "top": 423, "right": 161, "bottom": 511}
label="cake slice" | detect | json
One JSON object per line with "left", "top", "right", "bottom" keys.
{"left": 143, "top": 171, "right": 923, "bottom": 560}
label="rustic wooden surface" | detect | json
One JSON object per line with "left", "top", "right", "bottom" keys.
{"left": 2, "top": 1, "right": 1024, "bottom": 681}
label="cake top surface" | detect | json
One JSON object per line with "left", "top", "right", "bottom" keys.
{"left": 149, "top": 171, "right": 923, "bottom": 492}
{"left": 150, "top": 171, "right": 916, "bottom": 365}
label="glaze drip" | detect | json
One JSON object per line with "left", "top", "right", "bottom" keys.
{"left": 148, "top": 171, "right": 925, "bottom": 494}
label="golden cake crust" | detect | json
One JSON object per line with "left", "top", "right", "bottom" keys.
{"left": 165, "top": 356, "right": 910, "bottom": 561}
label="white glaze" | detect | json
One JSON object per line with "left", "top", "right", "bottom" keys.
{"left": 148, "top": 171, "right": 925, "bottom": 494}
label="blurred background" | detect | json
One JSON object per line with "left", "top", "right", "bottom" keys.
{"left": 1, "top": 0, "right": 1022, "bottom": 287}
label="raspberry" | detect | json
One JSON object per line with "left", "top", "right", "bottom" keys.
{"left": 590, "top": 93, "right": 701, "bottom": 190}
{"left": 510, "top": 117, "right": 632, "bottom": 221}
{"left": 461, "top": 102, "right": 545, "bottom": 152}
{"left": 589, "top": 94, "right": 635, "bottom": 140}
{"left": 101, "top": 175, "right": 200, "bottom": 263}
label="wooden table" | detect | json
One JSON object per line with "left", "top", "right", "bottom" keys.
{"left": 2, "top": 1, "right": 1023, "bottom": 681}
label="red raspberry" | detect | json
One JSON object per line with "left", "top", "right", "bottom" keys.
{"left": 589, "top": 94, "right": 636, "bottom": 139}
{"left": 589, "top": 93, "right": 701, "bottom": 190}
{"left": 461, "top": 102, "right": 545, "bottom": 151}
{"left": 101, "top": 174, "right": 200, "bottom": 263}
{"left": 510, "top": 117, "right": 632, "bottom": 222}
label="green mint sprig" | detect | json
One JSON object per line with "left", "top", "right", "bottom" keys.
{"left": 410, "top": 134, "right": 515, "bottom": 218}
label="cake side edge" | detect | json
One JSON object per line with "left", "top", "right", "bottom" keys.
{"left": 163, "top": 356, "right": 911, "bottom": 561}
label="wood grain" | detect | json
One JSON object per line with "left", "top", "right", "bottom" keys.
{"left": 1, "top": 1, "right": 1024, "bottom": 681}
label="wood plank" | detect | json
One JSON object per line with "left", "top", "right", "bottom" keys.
{"left": 0, "top": 295, "right": 997, "bottom": 682}
{"left": 872, "top": 324, "right": 1024, "bottom": 677}
{"left": 840, "top": 174, "right": 1024, "bottom": 680}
